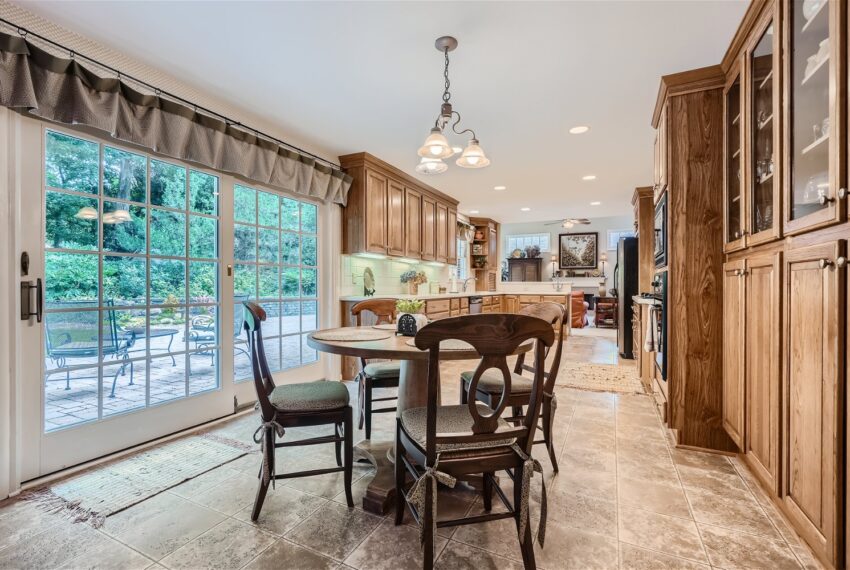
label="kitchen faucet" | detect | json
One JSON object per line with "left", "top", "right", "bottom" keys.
{"left": 461, "top": 277, "right": 476, "bottom": 292}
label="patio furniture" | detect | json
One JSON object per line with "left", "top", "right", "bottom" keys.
{"left": 350, "top": 298, "right": 399, "bottom": 439}
{"left": 45, "top": 300, "right": 136, "bottom": 398}
{"left": 460, "top": 302, "right": 566, "bottom": 471}
{"left": 243, "top": 301, "right": 353, "bottom": 522}
{"left": 394, "top": 313, "right": 554, "bottom": 569}
{"left": 187, "top": 295, "right": 250, "bottom": 365}
{"left": 123, "top": 326, "right": 178, "bottom": 365}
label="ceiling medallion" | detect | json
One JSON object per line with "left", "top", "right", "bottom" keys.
{"left": 415, "top": 36, "right": 490, "bottom": 175}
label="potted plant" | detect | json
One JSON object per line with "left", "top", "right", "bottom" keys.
{"left": 400, "top": 270, "right": 428, "bottom": 295}
{"left": 395, "top": 299, "right": 428, "bottom": 330}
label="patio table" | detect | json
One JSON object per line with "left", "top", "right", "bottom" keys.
{"left": 307, "top": 326, "right": 533, "bottom": 515}
{"left": 124, "top": 327, "right": 179, "bottom": 367}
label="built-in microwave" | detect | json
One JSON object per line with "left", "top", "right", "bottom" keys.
{"left": 654, "top": 193, "right": 667, "bottom": 268}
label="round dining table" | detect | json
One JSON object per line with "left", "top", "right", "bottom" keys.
{"left": 306, "top": 325, "right": 533, "bottom": 515}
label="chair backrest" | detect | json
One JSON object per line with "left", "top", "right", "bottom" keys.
{"left": 414, "top": 313, "right": 555, "bottom": 460}
{"left": 243, "top": 301, "right": 276, "bottom": 420}
{"left": 516, "top": 302, "right": 566, "bottom": 396}
{"left": 351, "top": 298, "right": 397, "bottom": 326}
{"left": 233, "top": 294, "right": 249, "bottom": 337}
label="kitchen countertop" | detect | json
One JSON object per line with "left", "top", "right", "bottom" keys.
{"left": 340, "top": 291, "right": 504, "bottom": 302}
{"left": 632, "top": 295, "right": 661, "bottom": 306}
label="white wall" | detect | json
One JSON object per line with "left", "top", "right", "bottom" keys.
{"left": 340, "top": 256, "right": 453, "bottom": 297}
{"left": 500, "top": 215, "right": 634, "bottom": 291}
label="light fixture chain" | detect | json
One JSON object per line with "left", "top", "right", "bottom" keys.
{"left": 442, "top": 48, "right": 451, "bottom": 103}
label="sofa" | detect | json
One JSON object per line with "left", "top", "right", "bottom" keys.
{"left": 570, "top": 291, "right": 589, "bottom": 328}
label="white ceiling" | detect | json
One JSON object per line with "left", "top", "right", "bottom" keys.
{"left": 21, "top": 0, "right": 746, "bottom": 222}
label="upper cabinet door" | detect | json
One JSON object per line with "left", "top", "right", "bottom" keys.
{"left": 748, "top": 12, "right": 782, "bottom": 245}
{"left": 387, "top": 179, "right": 405, "bottom": 257}
{"left": 783, "top": 0, "right": 846, "bottom": 235}
{"left": 653, "top": 107, "right": 668, "bottom": 203}
{"left": 364, "top": 169, "right": 388, "bottom": 254}
{"left": 435, "top": 202, "right": 449, "bottom": 263}
{"left": 404, "top": 188, "right": 422, "bottom": 259}
{"left": 447, "top": 208, "right": 458, "bottom": 264}
{"left": 725, "top": 59, "right": 746, "bottom": 252}
{"left": 421, "top": 195, "right": 436, "bottom": 261}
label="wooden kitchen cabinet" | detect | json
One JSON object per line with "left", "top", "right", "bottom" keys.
{"left": 722, "top": 259, "right": 746, "bottom": 449}
{"left": 387, "top": 179, "right": 405, "bottom": 256}
{"left": 404, "top": 188, "right": 422, "bottom": 258}
{"left": 340, "top": 152, "right": 459, "bottom": 260}
{"left": 436, "top": 202, "right": 448, "bottom": 263}
{"left": 653, "top": 106, "right": 668, "bottom": 202}
{"left": 781, "top": 239, "right": 845, "bottom": 567}
{"left": 724, "top": 58, "right": 745, "bottom": 252}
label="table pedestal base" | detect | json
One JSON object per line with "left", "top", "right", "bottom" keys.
{"left": 354, "top": 440, "right": 396, "bottom": 515}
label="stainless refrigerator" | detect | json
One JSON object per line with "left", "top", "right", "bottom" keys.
{"left": 613, "top": 237, "right": 638, "bottom": 359}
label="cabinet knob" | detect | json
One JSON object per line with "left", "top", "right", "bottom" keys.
{"left": 819, "top": 258, "right": 833, "bottom": 269}
{"left": 837, "top": 257, "right": 847, "bottom": 268}
{"left": 838, "top": 188, "right": 848, "bottom": 200}
{"left": 818, "top": 194, "right": 835, "bottom": 206}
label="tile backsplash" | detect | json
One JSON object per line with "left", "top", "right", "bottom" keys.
{"left": 340, "top": 256, "right": 454, "bottom": 297}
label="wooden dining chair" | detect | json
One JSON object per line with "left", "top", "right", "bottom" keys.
{"left": 395, "top": 313, "right": 554, "bottom": 570}
{"left": 351, "top": 298, "right": 400, "bottom": 439}
{"left": 243, "top": 301, "right": 354, "bottom": 521}
{"left": 459, "top": 302, "right": 565, "bottom": 472}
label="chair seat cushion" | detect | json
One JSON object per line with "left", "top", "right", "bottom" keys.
{"left": 460, "top": 370, "right": 533, "bottom": 395}
{"left": 269, "top": 381, "right": 350, "bottom": 412}
{"left": 364, "top": 361, "right": 401, "bottom": 379}
{"left": 400, "top": 403, "right": 516, "bottom": 453}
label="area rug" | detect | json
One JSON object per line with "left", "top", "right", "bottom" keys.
{"left": 24, "top": 433, "right": 255, "bottom": 527}
{"left": 556, "top": 361, "right": 646, "bottom": 394}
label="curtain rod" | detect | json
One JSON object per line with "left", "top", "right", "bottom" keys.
{"left": 0, "top": 16, "right": 343, "bottom": 171}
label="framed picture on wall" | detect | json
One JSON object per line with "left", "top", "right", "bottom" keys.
{"left": 607, "top": 229, "right": 636, "bottom": 250}
{"left": 559, "top": 232, "right": 598, "bottom": 269}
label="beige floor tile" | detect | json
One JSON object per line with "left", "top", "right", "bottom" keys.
{"left": 435, "top": 540, "right": 525, "bottom": 570}
{"left": 243, "top": 538, "right": 338, "bottom": 570}
{"left": 618, "top": 506, "right": 708, "bottom": 564}
{"left": 234, "top": 484, "right": 327, "bottom": 536}
{"left": 160, "top": 518, "right": 276, "bottom": 570}
{"left": 618, "top": 542, "right": 709, "bottom": 569}
{"left": 284, "top": 464, "right": 371, "bottom": 499}
{"left": 101, "top": 492, "right": 226, "bottom": 560}
{"left": 0, "top": 517, "right": 117, "bottom": 569}
{"left": 550, "top": 464, "right": 617, "bottom": 499}
{"left": 169, "top": 466, "right": 242, "bottom": 499}
{"left": 685, "top": 486, "right": 781, "bottom": 539}
{"left": 451, "top": 512, "right": 526, "bottom": 562}
{"left": 399, "top": 488, "right": 476, "bottom": 539}
{"left": 344, "top": 518, "right": 448, "bottom": 569}
{"left": 617, "top": 454, "right": 681, "bottom": 487}
{"left": 285, "top": 502, "right": 382, "bottom": 561}
{"left": 545, "top": 487, "right": 618, "bottom": 538}
{"left": 533, "top": 523, "right": 618, "bottom": 570}
{"left": 792, "top": 544, "right": 828, "bottom": 570}
{"left": 676, "top": 463, "right": 751, "bottom": 498}
{"left": 671, "top": 449, "right": 735, "bottom": 473}
{"left": 698, "top": 523, "right": 801, "bottom": 569}
{"left": 618, "top": 476, "right": 691, "bottom": 519}
{"left": 184, "top": 470, "right": 260, "bottom": 516}
{"left": 561, "top": 446, "right": 617, "bottom": 474}
{"left": 0, "top": 498, "right": 64, "bottom": 551}
{"left": 57, "top": 534, "right": 154, "bottom": 570}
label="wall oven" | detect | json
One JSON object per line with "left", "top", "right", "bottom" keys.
{"left": 654, "top": 193, "right": 667, "bottom": 268}
{"left": 652, "top": 271, "right": 667, "bottom": 381}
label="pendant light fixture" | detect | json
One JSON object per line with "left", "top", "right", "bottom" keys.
{"left": 416, "top": 36, "right": 490, "bottom": 172}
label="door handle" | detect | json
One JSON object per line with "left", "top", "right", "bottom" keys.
{"left": 20, "top": 278, "right": 43, "bottom": 322}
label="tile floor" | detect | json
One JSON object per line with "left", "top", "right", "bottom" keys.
{"left": 0, "top": 332, "right": 822, "bottom": 570}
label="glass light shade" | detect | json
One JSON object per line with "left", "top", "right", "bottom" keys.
{"left": 417, "top": 128, "right": 453, "bottom": 159}
{"left": 415, "top": 157, "right": 448, "bottom": 175}
{"left": 600, "top": 252, "right": 608, "bottom": 262}
{"left": 104, "top": 209, "right": 132, "bottom": 224}
{"left": 562, "top": 221, "right": 574, "bottom": 228}
{"left": 75, "top": 206, "right": 98, "bottom": 220}
{"left": 456, "top": 139, "right": 490, "bottom": 168}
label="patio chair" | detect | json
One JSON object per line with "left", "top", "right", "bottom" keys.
{"left": 187, "top": 295, "right": 250, "bottom": 365}
{"left": 45, "top": 300, "right": 136, "bottom": 397}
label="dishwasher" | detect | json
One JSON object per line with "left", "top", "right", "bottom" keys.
{"left": 468, "top": 296, "right": 483, "bottom": 314}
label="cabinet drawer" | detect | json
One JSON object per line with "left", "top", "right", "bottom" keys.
{"left": 519, "top": 295, "right": 541, "bottom": 304}
{"left": 428, "top": 310, "right": 450, "bottom": 321}
{"left": 426, "top": 299, "right": 451, "bottom": 314}
{"left": 450, "top": 299, "right": 461, "bottom": 310}
{"left": 541, "top": 295, "right": 567, "bottom": 304}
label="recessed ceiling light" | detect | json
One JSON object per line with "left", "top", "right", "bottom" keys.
{"left": 569, "top": 125, "right": 590, "bottom": 134}
{"left": 582, "top": 175, "right": 597, "bottom": 181}
{"left": 494, "top": 185, "right": 506, "bottom": 191}
{"left": 469, "top": 209, "right": 480, "bottom": 214}
{"left": 520, "top": 207, "right": 531, "bottom": 212}
{"left": 590, "top": 201, "right": 601, "bottom": 206}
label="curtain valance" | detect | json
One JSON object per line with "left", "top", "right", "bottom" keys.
{"left": 0, "top": 31, "right": 351, "bottom": 205}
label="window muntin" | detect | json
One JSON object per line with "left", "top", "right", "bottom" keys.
{"left": 233, "top": 185, "right": 319, "bottom": 381}
{"left": 42, "top": 129, "right": 220, "bottom": 432}
{"left": 506, "top": 233, "right": 551, "bottom": 253}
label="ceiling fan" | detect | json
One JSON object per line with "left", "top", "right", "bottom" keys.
{"left": 544, "top": 217, "right": 592, "bottom": 229}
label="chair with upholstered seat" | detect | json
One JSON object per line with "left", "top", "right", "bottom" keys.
{"left": 351, "top": 298, "right": 400, "bottom": 439}
{"left": 459, "top": 302, "right": 565, "bottom": 472}
{"left": 394, "top": 313, "right": 554, "bottom": 569}
{"left": 243, "top": 302, "right": 353, "bottom": 520}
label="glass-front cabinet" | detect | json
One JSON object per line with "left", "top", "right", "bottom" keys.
{"left": 748, "top": 17, "right": 780, "bottom": 245}
{"left": 784, "top": 0, "right": 846, "bottom": 234}
{"left": 724, "top": 63, "right": 745, "bottom": 252}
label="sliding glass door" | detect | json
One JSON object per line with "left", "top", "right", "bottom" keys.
{"left": 17, "top": 118, "right": 326, "bottom": 479}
